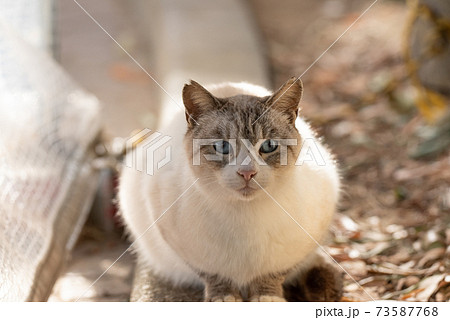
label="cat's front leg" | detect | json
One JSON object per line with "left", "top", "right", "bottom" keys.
{"left": 200, "top": 273, "right": 243, "bottom": 302}
{"left": 247, "top": 272, "right": 286, "bottom": 302}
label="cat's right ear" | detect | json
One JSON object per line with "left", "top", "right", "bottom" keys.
{"left": 182, "top": 80, "right": 221, "bottom": 127}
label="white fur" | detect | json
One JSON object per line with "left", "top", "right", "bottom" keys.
{"left": 119, "top": 82, "right": 340, "bottom": 288}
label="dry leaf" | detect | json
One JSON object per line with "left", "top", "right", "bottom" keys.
{"left": 416, "top": 247, "right": 445, "bottom": 268}
{"left": 413, "top": 274, "right": 446, "bottom": 301}
{"left": 400, "top": 288, "right": 425, "bottom": 300}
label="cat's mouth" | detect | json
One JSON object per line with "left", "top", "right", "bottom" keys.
{"left": 237, "top": 185, "right": 257, "bottom": 197}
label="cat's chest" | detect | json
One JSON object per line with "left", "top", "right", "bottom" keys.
{"left": 159, "top": 197, "right": 321, "bottom": 283}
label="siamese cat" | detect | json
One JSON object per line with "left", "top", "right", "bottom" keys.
{"left": 119, "top": 78, "right": 342, "bottom": 302}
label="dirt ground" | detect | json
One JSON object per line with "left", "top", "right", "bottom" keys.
{"left": 250, "top": 0, "right": 449, "bottom": 301}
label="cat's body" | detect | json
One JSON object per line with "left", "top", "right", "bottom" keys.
{"left": 119, "top": 79, "right": 341, "bottom": 301}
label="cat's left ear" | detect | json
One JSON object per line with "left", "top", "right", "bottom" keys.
{"left": 182, "top": 80, "right": 222, "bottom": 127}
{"left": 264, "top": 77, "right": 303, "bottom": 123}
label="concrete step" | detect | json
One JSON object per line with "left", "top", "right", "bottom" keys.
{"left": 133, "top": 0, "right": 271, "bottom": 128}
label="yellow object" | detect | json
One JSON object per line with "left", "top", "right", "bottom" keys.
{"left": 404, "top": 0, "right": 449, "bottom": 122}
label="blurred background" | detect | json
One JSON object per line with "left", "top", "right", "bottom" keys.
{"left": 0, "top": 0, "right": 448, "bottom": 302}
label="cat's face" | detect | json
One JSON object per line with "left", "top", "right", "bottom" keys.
{"left": 183, "top": 78, "right": 303, "bottom": 201}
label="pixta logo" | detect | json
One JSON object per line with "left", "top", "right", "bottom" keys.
{"left": 192, "top": 138, "right": 326, "bottom": 166}
{"left": 125, "top": 129, "right": 172, "bottom": 175}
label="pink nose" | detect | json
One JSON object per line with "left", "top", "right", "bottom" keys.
{"left": 237, "top": 169, "right": 257, "bottom": 181}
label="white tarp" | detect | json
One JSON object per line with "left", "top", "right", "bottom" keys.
{"left": 0, "top": 3, "right": 101, "bottom": 301}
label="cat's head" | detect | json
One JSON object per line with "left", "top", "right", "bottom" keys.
{"left": 183, "top": 77, "right": 303, "bottom": 201}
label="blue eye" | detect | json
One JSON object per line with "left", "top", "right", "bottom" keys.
{"left": 213, "top": 140, "right": 231, "bottom": 154}
{"left": 260, "top": 139, "right": 278, "bottom": 153}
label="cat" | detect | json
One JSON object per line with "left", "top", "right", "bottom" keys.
{"left": 118, "top": 77, "right": 342, "bottom": 302}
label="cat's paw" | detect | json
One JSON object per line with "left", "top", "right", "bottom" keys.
{"left": 208, "top": 295, "right": 243, "bottom": 302}
{"left": 249, "top": 295, "right": 286, "bottom": 302}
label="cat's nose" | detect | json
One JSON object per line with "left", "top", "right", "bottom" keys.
{"left": 237, "top": 169, "right": 257, "bottom": 181}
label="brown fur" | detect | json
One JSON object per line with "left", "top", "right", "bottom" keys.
{"left": 200, "top": 264, "right": 343, "bottom": 302}
{"left": 283, "top": 264, "right": 343, "bottom": 302}
{"left": 199, "top": 272, "right": 242, "bottom": 302}
{"left": 247, "top": 271, "right": 287, "bottom": 301}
